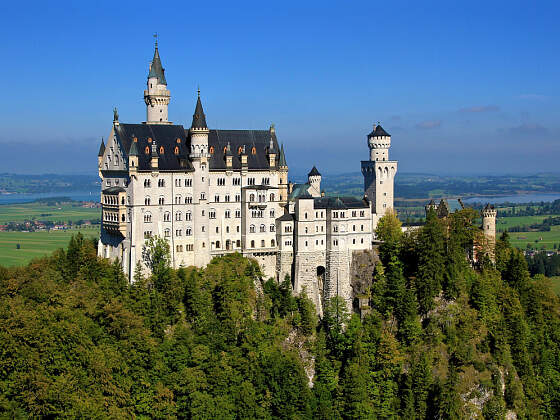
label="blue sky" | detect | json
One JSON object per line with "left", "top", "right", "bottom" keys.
{"left": 1, "top": 0, "right": 558, "bottom": 176}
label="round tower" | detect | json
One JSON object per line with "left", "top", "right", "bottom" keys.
{"left": 144, "top": 39, "right": 171, "bottom": 124}
{"left": 367, "top": 123, "right": 391, "bottom": 162}
{"left": 481, "top": 204, "right": 497, "bottom": 249}
{"left": 308, "top": 166, "right": 322, "bottom": 197}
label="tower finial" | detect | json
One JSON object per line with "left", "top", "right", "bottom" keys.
{"left": 153, "top": 32, "right": 158, "bottom": 48}
{"left": 197, "top": 85, "right": 200, "bottom": 98}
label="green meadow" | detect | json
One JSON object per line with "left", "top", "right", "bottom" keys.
{"left": 0, "top": 202, "right": 100, "bottom": 224}
{"left": 508, "top": 225, "right": 560, "bottom": 251}
{"left": 0, "top": 228, "right": 99, "bottom": 266}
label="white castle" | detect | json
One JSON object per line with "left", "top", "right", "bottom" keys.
{"left": 97, "top": 43, "right": 397, "bottom": 312}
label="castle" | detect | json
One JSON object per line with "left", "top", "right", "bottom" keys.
{"left": 97, "top": 42, "right": 400, "bottom": 313}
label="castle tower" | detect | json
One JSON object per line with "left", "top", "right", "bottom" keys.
{"left": 481, "top": 204, "right": 497, "bottom": 255}
{"left": 278, "top": 143, "right": 288, "bottom": 204}
{"left": 189, "top": 91, "right": 211, "bottom": 266}
{"left": 144, "top": 40, "right": 171, "bottom": 124}
{"left": 361, "top": 123, "right": 398, "bottom": 227}
{"left": 308, "top": 166, "right": 322, "bottom": 197}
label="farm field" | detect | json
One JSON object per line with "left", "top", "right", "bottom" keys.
{"left": 495, "top": 215, "right": 560, "bottom": 230}
{"left": 508, "top": 225, "right": 560, "bottom": 251}
{"left": 0, "top": 201, "right": 100, "bottom": 224}
{"left": 0, "top": 227, "right": 99, "bottom": 267}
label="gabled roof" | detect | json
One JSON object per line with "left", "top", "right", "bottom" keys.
{"left": 368, "top": 124, "right": 390, "bottom": 137}
{"left": 308, "top": 166, "right": 321, "bottom": 177}
{"left": 289, "top": 183, "right": 310, "bottom": 200}
{"left": 277, "top": 213, "right": 294, "bottom": 222}
{"left": 148, "top": 46, "right": 167, "bottom": 85}
{"left": 191, "top": 93, "right": 207, "bottom": 129}
{"left": 98, "top": 138, "right": 105, "bottom": 157}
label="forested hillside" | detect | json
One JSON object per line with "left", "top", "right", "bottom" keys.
{"left": 1, "top": 211, "right": 560, "bottom": 419}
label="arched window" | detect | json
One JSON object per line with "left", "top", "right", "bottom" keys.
{"left": 147, "top": 137, "right": 152, "bottom": 143}
{"left": 250, "top": 240, "right": 255, "bottom": 248}
{"left": 186, "top": 211, "right": 192, "bottom": 221}
{"left": 271, "top": 239, "right": 275, "bottom": 247}
{"left": 223, "top": 146, "right": 227, "bottom": 154}
{"left": 185, "top": 196, "right": 192, "bottom": 204}
{"left": 175, "top": 195, "right": 181, "bottom": 204}
{"left": 144, "top": 179, "right": 151, "bottom": 187}
{"left": 249, "top": 224, "right": 255, "bottom": 233}
{"left": 121, "top": 214, "right": 125, "bottom": 221}
{"left": 158, "top": 179, "right": 165, "bottom": 187}
{"left": 159, "top": 196, "right": 164, "bottom": 205}
{"left": 145, "top": 146, "right": 150, "bottom": 155}
{"left": 175, "top": 212, "right": 182, "bottom": 221}
{"left": 209, "top": 146, "right": 215, "bottom": 154}
{"left": 144, "top": 212, "right": 152, "bottom": 223}
{"left": 164, "top": 212, "right": 171, "bottom": 222}
{"left": 260, "top": 224, "right": 266, "bottom": 232}
{"left": 164, "top": 228, "right": 170, "bottom": 237}
{"left": 174, "top": 146, "right": 179, "bottom": 155}
{"left": 145, "top": 196, "right": 151, "bottom": 205}
{"left": 269, "top": 193, "right": 275, "bottom": 201}
{"left": 249, "top": 193, "right": 255, "bottom": 201}
{"left": 238, "top": 146, "right": 243, "bottom": 154}
{"left": 270, "top": 224, "right": 275, "bottom": 232}
{"left": 251, "top": 147, "right": 256, "bottom": 155}
{"left": 159, "top": 146, "right": 164, "bottom": 154}
{"left": 176, "top": 138, "right": 181, "bottom": 143}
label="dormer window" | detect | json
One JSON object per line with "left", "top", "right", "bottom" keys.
{"left": 251, "top": 147, "right": 256, "bottom": 155}
{"left": 159, "top": 146, "right": 164, "bottom": 154}
{"left": 176, "top": 138, "right": 181, "bottom": 143}
{"left": 238, "top": 146, "right": 243, "bottom": 154}
{"left": 147, "top": 138, "right": 152, "bottom": 143}
{"left": 145, "top": 146, "right": 150, "bottom": 155}
{"left": 174, "top": 146, "right": 179, "bottom": 155}
{"left": 209, "top": 146, "right": 215, "bottom": 154}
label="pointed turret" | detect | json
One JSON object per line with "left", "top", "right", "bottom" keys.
{"left": 308, "top": 166, "right": 321, "bottom": 177}
{"left": 191, "top": 90, "right": 207, "bottom": 129}
{"left": 148, "top": 44, "right": 167, "bottom": 85}
{"left": 144, "top": 40, "right": 171, "bottom": 124}
{"left": 129, "top": 141, "right": 139, "bottom": 173}
{"left": 129, "top": 140, "right": 139, "bottom": 156}
{"left": 278, "top": 144, "right": 287, "bottom": 167}
{"left": 98, "top": 138, "right": 105, "bottom": 157}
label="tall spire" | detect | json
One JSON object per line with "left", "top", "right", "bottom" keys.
{"left": 278, "top": 143, "right": 287, "bottom": 167}
{"left": 98, "top": 138, "right": 105, "bottom": 157}
{"left": 148, "top": 38, "right": 166, "bottom": 85}
{"left": 191, "top": 90, "right": 207, "bottom": 129}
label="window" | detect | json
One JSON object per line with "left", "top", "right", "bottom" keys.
{"left": 144, "top": 231, "right": 152, "bottom": 239}
{"left": 106, "top": 180, "right": 111, "bottom": 186}
{"left": 361, "top": 225, "right": 364, "bottom": 231}
{"left": 176, "top": 245, "right": 183, "bottom": 252}
{"left": 352, "top": 211, "right": 356, "bottom": 217}
{"left": 284, "top": 225, "right": 292, "bottom": 233}
{"left": 174, "top": 146, "right": 179, "bottom": 155}
{"left": 353, "top": 239, "right": 356, "bottom": 244}
{"left": 209, "top": 209, "right": 216, "bottom": 219}
{"left": 214, "top": 195, "right": 220, "bottom": 202}
{"left": 200, "top": 193, "right": 206, "bottom": 200}
{"left": 215, "top": 227, "right": 219, "bottom": 233}
{"left": 186, "top": 211, "right": 192, "bottom": 221}
{"left": 270, "top": 224, "right": 275, "bottom": 232}
{"left": 225, "top": 194, "right": 230, "bottom": 202}
{"left": 175, "top": 179, "right": 181, "bottom": 187}
{"left": 261, "top": 240, "right": 265, "bottom": 247}
{"left": 225, "top": 210, "right": 231, "bottom": 218}
{"left": 185, "top": 178, "right": 192, "bottom": 187}
{"left": 251, "top": 240, "right": 255, "bottom": 248}
{"left": 176, "top": 229, "right": 182, "bottom": 236}
{"left": 360, "top": 211, "right": 365, "bottom": 217}
{"left": 250, "top": 225, "right": 255, "bottom": 233}
{"left": 304, "top": 212, "right": 308, "bottom": 219}
{"left": 333, "top": 225, "right": 338, "bottom": 232}
{"left": 249, "top": 193, "right": 255, "bottom": 202}
{"left": 145, "top": 197, "right": 151, "bottom": 205}
{"left": 236, "top": 240, "right": 241, "bottom": 247}
{"left": 209, "top": 146, "right": 215, "bottom": 154}
{"left": 260, "top": 224, "right": 266, "bottom": 232}
{"left": 201, "top": 226, "right": 205, "bottom": 232}
{"left": 226, "top": 226, "right": 229, "bottom": 233}
{"left": 186, "top": 244, "right": 194, "bottom": 251}
{"left": 270, "top": 209, "right": 275, "bottom": 218}
{"left": 251, "top": 147, "right": 256, "bottom": 155}
{"left": 236, "top": 226, "right": 240, "bottom": 233}
{"left": 145, "top": 146, "right": 150, "bottom": 155}
{"left": 233, "top": 178, "right": 241, "bottom": 186}
{"left": 248, "top": 178, "right": 255, "bottom": 186}
{"left": 262, "top": 178, "right": 270, "bottom": 185}
{"left": 144, "top": 213, "right": 152, "bottom": 223}
{"left": 333, "top": 239, "right": 338, "bottom": 246}
{"left": 175, "top": 212, "right": 182, "bottom": 221}
{"left": 186, "top": 227, "right": 192, "bottom": 236}
{"left": 158, "top": 196, "right": 164, "bottom": 205}
{"left": 175, "top": 195, "right": 181, "bottom": 204}
{"left": 164, "top": 212, "right": 171, "bottom": 222}
{"left": 235, "top": 210, "right": 241, "bottom": 218}
{"left": 235, "top": 194, "right": 241, "bottom": 202}
{"left": 158, "top": 179, "right": 165, "bottom": 187}
{"left": 216, "top": 241, "right": 220, "bottom": 249}
{"left": 353, "top": 225, "right": 356, "bottom": 231}
{"left": 144, "top": 179, "right": 151, "bottom": 188}
{"left": 185, "top": 196, "right": 193, "bottom": 204}
{"left": 217, "top": 178, "right": 225, "bottom": 186}
{"left": 164, "top": 228, "right": 170, "bottom": 237}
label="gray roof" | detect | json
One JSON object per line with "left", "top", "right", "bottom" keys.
{"left": 308, "top": 166, "right": 321, "bottom": 177}
{"left": 313, "top": 196, "right": 370, "bottom": 210}
{"left": 207, "top": 129, "right": 279, "bottom": 171}
{"left": 112, "top": 123, "right": 279, "bottom": 172}
{"left": 289, "top": 183, "right": 310, "bottom": 200}
{"left": 191, "top": 94, "right": 207, "bottom": 129}
{"left": 148, "top": 46, "right": 166, "bottom": 85}
{"left": 277, "top": 213, "right": 294, "bottom": 222}
{"left": 98, "top": 138, "right": 105, "bottom": 157}
{"left": 368, "top": 124, "right": 390, "bottom": 137}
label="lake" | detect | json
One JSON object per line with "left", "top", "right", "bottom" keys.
{"left": 0, "top": 191, "right": 100, "bottom": 205}
{"left": 463, "top": 193, "right": 560, "bottom": 205}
